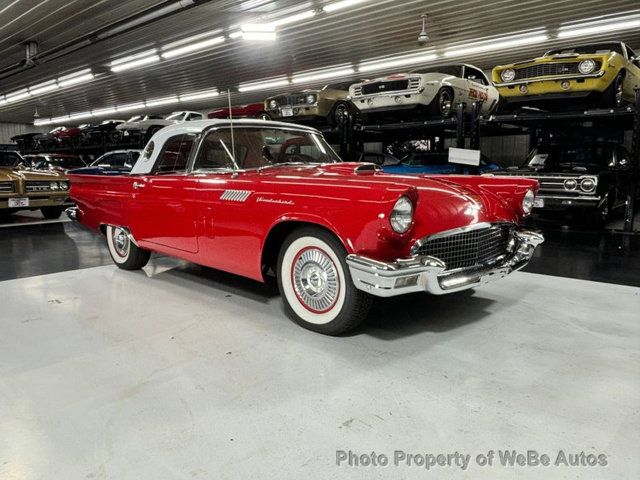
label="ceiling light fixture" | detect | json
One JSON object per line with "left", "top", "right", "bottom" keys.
{"left": 241, "top": 23, "right": 277, "bottom": 41}
{"left": 179, "top": 90, "right": 220, "bottom": 101}
{"left": 161, "top": 35, "right": 225, "bottom": 59}
{"left": 358, "top": 52, "right": 438, "bottom": 72}
{"left": 0, "top": 96, "right": 6, "bottom": 106}
{"left": 58, "top": 69, "right": 95, "bottom": 87}
{"left": 29, "top": 80, "right": 59, "bottom": 96}
{"left": 228, "top": 30, "right": 243, "bottom": 39}
{"left": 558, "top": 17, "right": 640, "bottom": 38}
{"left": 50, "top": 115, "right": 70, "bottom": 124}
{"left": 91, "top": 107, "right": 118, "bottom": 116}
{"left": 145, "top": 96, "right": 180, "bottom": 107}
{"left": 444, "top": 32, "right": 549, "bottom": 57}
{"left": 272, "top": 10, "right": 316, "bottom": 26}
{"left": 68, "top": 111, "right": 93, "bottom": 121}
{"left": 111, "top": 54, "right": 160, "bottom": 72}
{"left": 5, "top": 89, "right": 32, "bottom": 103}
{"left": 323, "top": 0, "right": 368, "bottom": 13}
{"left": 238, "top": 78, "right": 290, "bottom": 92}
{"left": 292, "top": 67, "right": 355, "bottom": 84}
{"left": 116, "top": 102, "right": 146, "bottom": 112}
{"left": 417, "top": 14, "right": 429, "bottom": 44}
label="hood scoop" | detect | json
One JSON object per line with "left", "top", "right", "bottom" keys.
{"left": 316, "top": 162, "right": 381, "bottom": 176}
{"left": 354, "top": 163, "right": 381, "bottom": 175}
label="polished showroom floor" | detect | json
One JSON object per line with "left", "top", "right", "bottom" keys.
{"left": 0, "top": 213, "right": 639, "bottom": 479}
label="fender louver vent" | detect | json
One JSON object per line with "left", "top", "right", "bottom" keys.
{"left": 354, "top": 163, "right": 381, "bottom": 175}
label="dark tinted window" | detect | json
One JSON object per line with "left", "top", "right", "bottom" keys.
{"left": 0, "top": 151, "right": 21, "bottom": 167}
{"left": 464, "top": 67, "right": 488, "bottom": 85}
{"left": 411, "top": 65, "right": 463, "bottom": 77}
{"left": 49, "top": 156, "right": 86, "bottom": 168}
{"left": 155, "top": 134, "right": 196, "bottom": 173}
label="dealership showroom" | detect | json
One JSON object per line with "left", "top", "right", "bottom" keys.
{"left": 1, "top": 0, "right": 639, "bottom": 478}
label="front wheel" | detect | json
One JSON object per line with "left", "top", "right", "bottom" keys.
{"left": 277, "top": 227, "right": 372, "bottom": 335}
{"left": 255, "top": 112, "right": 271, "bottom": 121}
{"left": 603, "top": 72, "right": 625, "bottom": 108}
{"left": 430, "top": 87, "right": 454, "bottom": 118}
{"left": 106, "top": 225, "right": 151, "bottom": 270}
{"left": 330, "top": 102, "right": 351, "bottom": 127}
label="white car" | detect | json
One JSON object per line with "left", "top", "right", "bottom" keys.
{"left": 115, "top": 111, "right": 204, "bottom": 141}
{"left": 349, "top": 64, "right": 500, "bottom": 119}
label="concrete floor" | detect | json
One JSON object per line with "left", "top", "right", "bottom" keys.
{"left": 1, "top": 260, "right": 638, "bottom": 479}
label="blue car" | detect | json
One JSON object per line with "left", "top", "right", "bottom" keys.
{"left": 383, "top": 151, "right": 502, "bottom": 175}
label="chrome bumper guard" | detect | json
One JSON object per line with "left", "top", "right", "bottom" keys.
{"left": 346, "top": 230, "right": 544, "bottom": 297}
{"left": 65, "top": 207, "right": 78, "bottom": 221}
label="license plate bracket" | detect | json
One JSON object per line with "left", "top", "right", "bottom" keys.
{"left": 534, "top": 198, "right": 544, "bottom": 208}
{"left": 8, "top": 197, "right": 29, "bottom": 208}
{"left": 281, "top": 106, "right": 294, "bottom": 117}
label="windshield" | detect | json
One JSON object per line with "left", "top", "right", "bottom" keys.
{"left": 165, "top": 112, "right": 185, "bottom": 121}
{"left": 410, "top": 65, "right": 463, "bottom": 76}
{"left": 323, "top": 82, "right": 353, "bottom": 91}
{"left": 546, "top": 43, "right": 623, "bottom": 56}
{"left": 193, "top": 127, "right": 341, "bottom": 171}
{"left": 526, "top": 144, "right": 613, "bottom": 168}
{"left": 91, "top": 151, "right": 140, "bottom": 168}
{"left": 0, "top": 151, "right": 22, "bottom": 167}
{"left": 127, "top": 116, "right": 142, "bottom": 122}
{"left": 48, "top": 156, "right": 86, "bottom": 168}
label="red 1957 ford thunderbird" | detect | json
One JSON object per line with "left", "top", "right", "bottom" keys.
{"left": 67, "top": 119, "right": 543, "bottom": 335}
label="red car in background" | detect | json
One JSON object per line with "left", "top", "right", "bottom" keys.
{"left": 208, "top": 103, "right": 271, "bottom": 120}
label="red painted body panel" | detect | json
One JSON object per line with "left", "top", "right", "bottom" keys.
{"left": 69, "top": 163, "right": 538, "bottom": 283}
{"left": 207, "top": 103, "right": 266, "bottom": 119}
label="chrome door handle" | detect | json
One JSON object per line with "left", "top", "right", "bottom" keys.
{"left": 133, "top": 181, "right": 145, "bottom": 190}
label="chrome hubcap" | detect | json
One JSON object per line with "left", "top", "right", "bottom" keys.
{"left": 113, "top": 227, "right": 129, "bottom": 257}
{"left": 615, "top": 82, "right": 623, "bottom": 104}
{"left": 440, "top": 91, "right": 452, "bottom": 116}
{"left": 293, "top": 248, "right": 339, "bottom": 312}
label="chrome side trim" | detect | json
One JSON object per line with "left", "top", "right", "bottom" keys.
{"left": 494, "top": 71, "right": 605, "bottom": 87}
{"left": 347, "top": 229, "right": 544, "bottom": 297}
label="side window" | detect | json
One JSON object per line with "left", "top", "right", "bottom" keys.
{"left": 465, "top": 67, "right": 487, "bottom": 85}
{"left": 154, "top": 134, "right": 196, "bottom": 173}
{"left": 188, "top": 113, "right": 203, "bottom": 121}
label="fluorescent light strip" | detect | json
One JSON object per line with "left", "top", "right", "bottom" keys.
{"left": 58, "top": 73, "right": 95, "bottom": 88}
{"left": 92, "top": 107, "right": 117, "bottom": 116}
{"left": 238, "top": 78, "right": 290, "bottom": 92}
{"left": 292, "top": 67, "right": 355, "bottom": 84}
{"left": 29, "top": 80, "right": 59, "bottom": 96}
{"left": 58, "top": 68, "right": 92, "bottom": 81}
{"left": 558, "top": 18, "right": 640, "bottom": 38}
{"left": 0, "top": 96, "right": 6, "bottom": 106}
{"left": 111, "top": 55, "right": 160, "bottom": 72}
{"left": 228, "top": 30, "right": 243, "bottom": 39}
{"left": 272, "top": 10, "right": 316, "bottom": 26}
{"left": 161, "top": 30, "right": 224, "bottom": 50}
{"left": 323, "top": 0, "right": 368, "bottom": 13}
{"left": 111, "top": 49, "right": 158, "bottom": 66}
{"left": 6, "top": 89, "right": 31, "bottom": 102}
{"left": 444, "top": 33, "right": 549, "bottom": 57}
{"left": 50, "top": 115, "right": 70, "bottom": 123}
{"left": 179, "top": 90, "right": 220, "bottom": 101}
{"left": 161, "top": 35, "right": 225, "bottom": 59}
{"left": 116, "top": 102, "right": 146, "bottom": 112}
{"left": 358, "top": 53, "right": 438, "bottom": 72}
{"left": 34, "top": 118, "right": 50, "bottom": 126}
{"left": 241, "top": 23, "right": 275, "bottom": 32}
{"left": 242, "top": 31, "right": 277, "bottom": 41}
{"left": 145, "top": 96, "right": 180, "bottom": 107}
{"left": 68, "top": 111, "right": 93, "bottom": 121}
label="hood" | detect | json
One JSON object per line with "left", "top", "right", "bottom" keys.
{"left": 0, "top": 167, "right": 67, "bottom": 181}
{"left": 505, "top": 164, "right": 602, "bottom": 175}
{"left": 500, "top": 52, "right": 611, "bottom": 69}
{"left": 258, "top": 163, "right": 525, "bottom": 235}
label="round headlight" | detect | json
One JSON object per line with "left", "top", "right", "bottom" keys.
{"left": 60, "top": 181, "right": 69, "bottom": 190}
{"left": 269, "top": 100, "right": 277, "bottom": 109}
{"left": 306, "top": 94, "right": 316, "bottom": 104}
{"left": 564, "top": 179, "right": 578, "bottom": 191}
{"left": 390, "top": 196, "right": 414, "bottom": 233}
{"left": 578, "top": 59, "right": 596, "bottom": 75}
{"left": 50, "top": 181, "right": 59, "bottom": 190}
{"left": 522, "top": 189, "right": 535, "bottom": 215}
{"left": 501, "top": 69, "right": 516, "bottom": 82}
{"left": 580, "top": 177, "right": 596, "bottom": 193}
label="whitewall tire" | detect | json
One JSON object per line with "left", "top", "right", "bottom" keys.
{"left": 277, "top": 227, "right": 372, "bottom": 335}
{"left": 106, "top": 225, "right": 150, "bottom": 270}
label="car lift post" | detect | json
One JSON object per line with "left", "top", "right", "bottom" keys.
{"left": 469, "top": 101, "right": 482, "bottom": 151}
{"left": 624, "top": 89, "right": 640, "bottom": 232}
{"left": 456, "top": 102, "right": 467, "bottom": 149}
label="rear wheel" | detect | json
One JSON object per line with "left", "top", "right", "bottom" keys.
{"left": 330, "top": 102, "right": 351, "bottom": 127}
{"left": 277, "top": 226, "right": 372, "bottom": 335}
{"left": 106, "top": 225, "right": 151, "bottom": 270}
{"left": 255, "top": 112, "right": 271, "bottom": 120}
{"left": 41, "top": 206, "right": 64, "bottom": 219}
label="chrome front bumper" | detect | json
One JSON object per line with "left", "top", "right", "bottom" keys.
{"left": 346, "top": 230, "right": 544, "bottom": 297}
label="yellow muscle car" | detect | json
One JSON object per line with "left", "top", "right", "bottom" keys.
{"left": 0, "top": 151, "right": 70, "bottom": 219}
{"left": 264, "top": 81, "right": 354, "bottom": 126}
{"left": 492, "top": 42, "right": 640, "bottom": 108}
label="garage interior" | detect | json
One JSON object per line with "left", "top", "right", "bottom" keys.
{"left": 0, "top": 1, "right": 639, "bottom": 479}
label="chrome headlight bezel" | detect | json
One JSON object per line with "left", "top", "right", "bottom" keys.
{"left": 306, "top": 94, "right": 317, "bottom": 105}
{"left": 580, "top": 177, "right": 597, "bottom": 193}
{"left": 60, "top": 181, "right": 70, "bottom": 190}
{"left": 268, "top": 99, "right": 278, "bottom": 109}
{"left": 49, "top": 181, "right": 59, "bottom": 191}
{"left": 578, "top": 59, "right": 596, "bottom": 75}
{"left": 501, "top": 68, "right": 516, "bottom": 82}
{"left": 522, "top": 189, "right": 535, "bottom": 215}
{"left": 390, "top": 196, "right": 414, "bottom": 234}
{"left": 564, "top": 179, "right": 578, "bottom": 191}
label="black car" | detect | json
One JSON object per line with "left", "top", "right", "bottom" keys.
{"left": 24, "top": 154, "right": 87, "bottom": 172}
{"left": 0, "top": 150, "right": 26, "bottom": 168}
{"left": 503, "top": 141, "right": 636, "bottom": 226}
{"left": 10, "top": 133, "right": 41, "bottom": 151}
{"left": 80, "top": 119, "right": 125, "bottom": 144}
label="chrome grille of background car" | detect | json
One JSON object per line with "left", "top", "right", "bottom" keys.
{"left": 414, "top": 224, "right": 514, "bottom": 271}
{"left": 0, "top": 181, "right": 14, "bottom": 193}
{"left": 275, "top": 94, "right": 308, "bottom": 106}
{"left": 514, "top": 61, "right": 601, "bottom": 80}
{"left": 361, "top": 79, "right": 410, "bottom": 95}
{"left": 25, "top": 181, "right": 53, "bottom": 192}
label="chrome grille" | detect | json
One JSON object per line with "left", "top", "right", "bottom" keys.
{"left": 274, "top": 94, "right": 307, "bottom": 106}
{"left": 25, "top": 181, "right": 53, "bottom": 192}
{"left": 361, "top": 79, "right": 410, "bottom": 95}
{"left": 0, "top": 181, "right": 14, "bottom": 193}
{"left": 415, "top": 224, "right": 514, "bottom": 271}
{"left": 514, "top": 61, "right": 600, "bottom": 80}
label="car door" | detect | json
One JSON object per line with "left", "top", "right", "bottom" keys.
{"left": 129, "top": 133, "right": 199, "bottom": 253}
